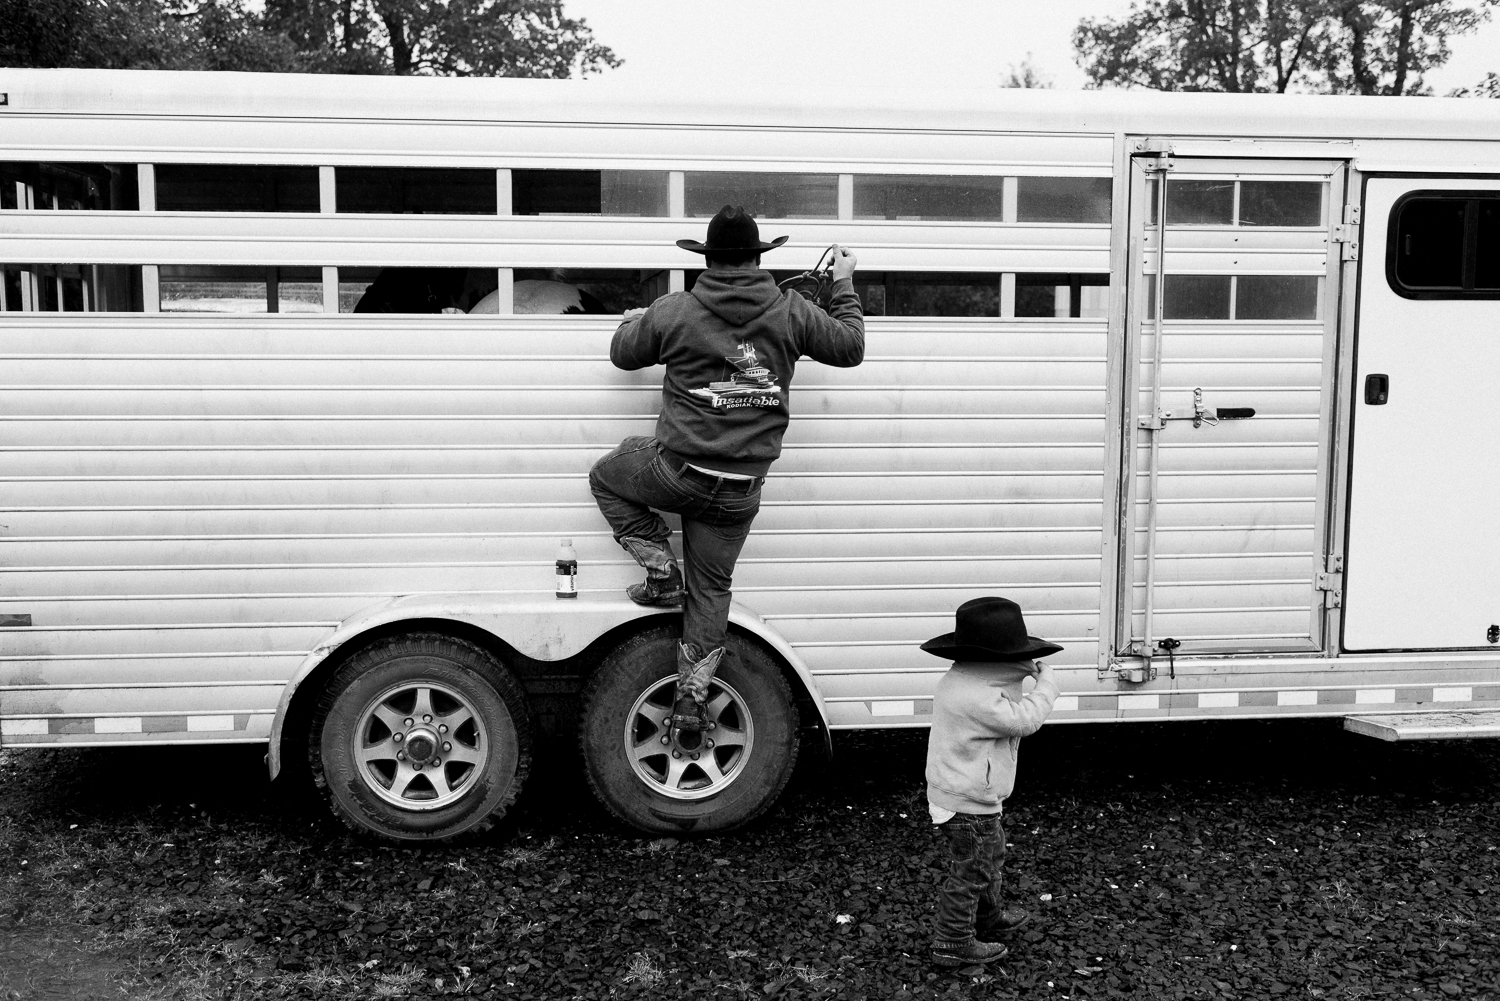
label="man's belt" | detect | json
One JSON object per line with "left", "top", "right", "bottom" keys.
{"left": 656, "top": 446, "right": 763, "bottom": 494}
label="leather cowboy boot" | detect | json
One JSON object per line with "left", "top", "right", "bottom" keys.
{"left": 619, "top": 536, "right": 686, "bottom": 606}
{"left": 671, "top": 642, "right": 724, "bottom": 736}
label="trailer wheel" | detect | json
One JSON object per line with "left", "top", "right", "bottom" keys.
{"left": 309, "top": 633, "right": 530, "bottom": 843}
{"left": 581, "top": 625, "right": 799, "bottom": 834}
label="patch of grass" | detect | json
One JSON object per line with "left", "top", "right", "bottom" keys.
{"left": 620, "top": 951, "right": 665, "bottom": 990}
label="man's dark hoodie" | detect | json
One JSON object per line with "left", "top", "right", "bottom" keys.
{"left": 610, "top": 269, "right": 865, "bottom": 477}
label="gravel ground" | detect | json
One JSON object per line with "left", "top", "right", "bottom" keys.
{"left": 1, "top": 718, "right": 1498, "bottom": 1000}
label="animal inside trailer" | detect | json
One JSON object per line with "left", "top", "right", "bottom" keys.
{"left": 1, "top": 70, "right": 1498, "bottom": 842}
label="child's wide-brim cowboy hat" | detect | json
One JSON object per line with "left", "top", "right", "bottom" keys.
{"left": 921, "top": 596, "right": 1064, "bottom": 663}
{"left": 676, "top": 204, "right": 789, "bottom": 255}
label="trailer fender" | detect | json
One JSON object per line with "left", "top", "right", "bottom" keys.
{"left": 266, "top": 593, "right": 828, "bottom": 778}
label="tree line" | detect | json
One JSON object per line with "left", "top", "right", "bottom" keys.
{"left": 0, "top": 0, "right": 618, "bottom": 77}
{"left": 1073, "top": 0, "right": 1498, "bottom": 95}
{"left": 0, "top": 0, "right": 1493, "bottom": 96}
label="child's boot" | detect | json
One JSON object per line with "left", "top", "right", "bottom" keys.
{"left": 931, "top": 940, "right": 1008, "bottom": 968}
{"left": 977, "top": 907, "right": 1030, "bottom": 936}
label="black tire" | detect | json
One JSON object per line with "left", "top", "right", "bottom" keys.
{"left": 308, "top": 632, "right": 531, "bottom": 843}
{"left": 581, "top": 625, "right": 800, "bottom": 835}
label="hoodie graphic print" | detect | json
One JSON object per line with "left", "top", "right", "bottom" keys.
{"left": 609, "top": 269, "right": 865, "bottom": 477}
{"left": 690, "top": 342, "right": 782, "bottom": 410}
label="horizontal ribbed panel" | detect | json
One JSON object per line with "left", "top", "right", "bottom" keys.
{"left": 0, "top": 315, "right": 1109, "bottom": 715}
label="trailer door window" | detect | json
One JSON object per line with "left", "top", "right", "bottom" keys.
{"left": 1238, "top": 181, "right": 1323, "bottom": 227}
{"left": 1389, "top": 193, "right": 1500, "bottom": 297}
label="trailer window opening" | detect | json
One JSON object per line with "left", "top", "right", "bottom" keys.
{"left": 1014, "top": 176, "right": 1112, "bottom": 224}
{"left": 840, "top": 272, "right": 1000, "bottom": 317}
{"left": 1146, "top": 178, "right": 1324, "bottom": 227}
{"left": 1478, "top": 200, "right": 1500, "bottom": 290}
{"left": 1146, "top": 274, "right": 1320, "bottom": 320}
{"left": 1389, "top": 193, "right": 1500, "bottom": 298}
{"left": 1, "top": 264, "right": 143, "bottom": 312}
{"left": 509, "top": 269, "right": 668, "bottom": 314}
{"left": 1016, "top": 273, "right": 1110, "bottom": 318}
{"left": 1, "top": 162, "right": 140, "bottom": 211}
{"left": 159, "top": 266, "right": 322, "bottom": 313}
{"left": 337, "top": 167, "right": 497, "bottom": 215}
{"left": 1236, "top": 275, "right": 1320, "bottom": 319}
{"left": 684, "top": 171, "right": 838, "bottom": 219}
{"left": 511, "top": 170, "right": 669, "bottom": 217}
{"left": 1239, "top": 181, "right": 1323, "bottom": 227}
{"left": 852, "top": 175, "right": 1007, "bottom": 221}
{"left": 155, "top": 165, "right": 319, "bottom": 213}
{"left": 343, "top": 267, "right": 485, "bottom": 313}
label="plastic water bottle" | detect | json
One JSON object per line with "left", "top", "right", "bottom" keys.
{"left": 555, "top": 539, "right": 578, "bottom": 599}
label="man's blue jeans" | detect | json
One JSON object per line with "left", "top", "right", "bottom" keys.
{"left": 588, "top": 436, "right": 762, "bottom": 653}
{"left": 933, "top": 812, "right": 1007, "bottom": 949}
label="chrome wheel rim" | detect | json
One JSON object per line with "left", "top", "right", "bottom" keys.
{"left": 352, "top": 680, "right": 488, "bottom": 811}
{"left": 625, "top": 674, "right": 755, "bottom": 801}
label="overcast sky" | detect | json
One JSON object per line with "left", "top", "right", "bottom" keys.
{"left": 566, "top": 0, "right": 1499, "bottom": 96}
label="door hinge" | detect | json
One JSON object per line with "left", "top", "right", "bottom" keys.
{"left": 1107, "top": 654, "right": 1155, "bottom": 683}
{"left": 1342, "top": 204, "right": 1361, "bottom": 227}
{"left": 1316, "top": 566, "right": 1344, "bottom": 608}
{"left": 1133, "top": 140, "right": 1175, "bottom": 172}
{"left": 1332, "top": 224, "right": 1359, "bottom": 261}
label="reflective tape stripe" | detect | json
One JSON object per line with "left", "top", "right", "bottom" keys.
{"left": 866, "top": 700, "right": 933, "bottom": 717}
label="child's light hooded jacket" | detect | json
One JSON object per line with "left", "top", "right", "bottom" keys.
{"left": 925, "top": 662, "right": 1059, "bottom": 815}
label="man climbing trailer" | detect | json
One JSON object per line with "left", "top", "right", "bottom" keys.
{"left": 588, "top": 206, "right": 865, "bottom": 737}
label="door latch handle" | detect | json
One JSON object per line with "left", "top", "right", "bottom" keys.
{"left": 1137, "top": 388, "right": 1257, "bottom": 430}
{"left": 1365, "top": 373, "right": 1389, "bottom": 405}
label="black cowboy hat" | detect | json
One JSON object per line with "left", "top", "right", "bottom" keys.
{"left": 675, "top": 204, "right": 789, "bottom": 255}
{"left": 920, "top": 596, "right": 1064, "bottom": 663}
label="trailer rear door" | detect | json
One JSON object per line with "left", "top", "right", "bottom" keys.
{"left": 1120, "top": 154, "right": 1346, "bottom": 661}
{"left": 1343, "top": 177, "right": 1500, "bottom": 651}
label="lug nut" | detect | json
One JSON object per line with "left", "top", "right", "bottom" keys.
{"left": 423, "top": 714, "right": 433, "bottom": 723}
{"left": 439, "top": 724, "right": 448, "bottom": 734}
{"left": 671, "top": 750, "right": 681, "bottom": 759}
{"left": 413, "top": 762, "right": 423, "bottom": 770}
{"left": 432, "top": 758, "right": 441, "bottom": 766}
{"left": 393, "top": 732, "right": 404, "bottom": 743}
{"left": 707, "top": 722, "right": 716, "bottom": 731}
{"left": 442, "top": 741, "right": 452, "bottom": 752}
{"left": 689, "top": 752, "right": 699, "bottom": 761}
{"left": 706, "top": 739, "right": 715, "bottom": 749}
{"left": 660, "top": 735, "right": 670, "bottom": 745}
{"left": 404, "top": 717, "right": 414, "bottom": 728}
{"left": 397, "top": 751, "right": 406, "bottom": 761}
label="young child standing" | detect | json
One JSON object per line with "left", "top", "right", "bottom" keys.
{"left": 922, "top": 596, "right": 1062, "bottom": 968}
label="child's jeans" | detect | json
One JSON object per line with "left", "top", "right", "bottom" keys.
{"left": 933, "top": 811, "right": 1006, "bottom": 948}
